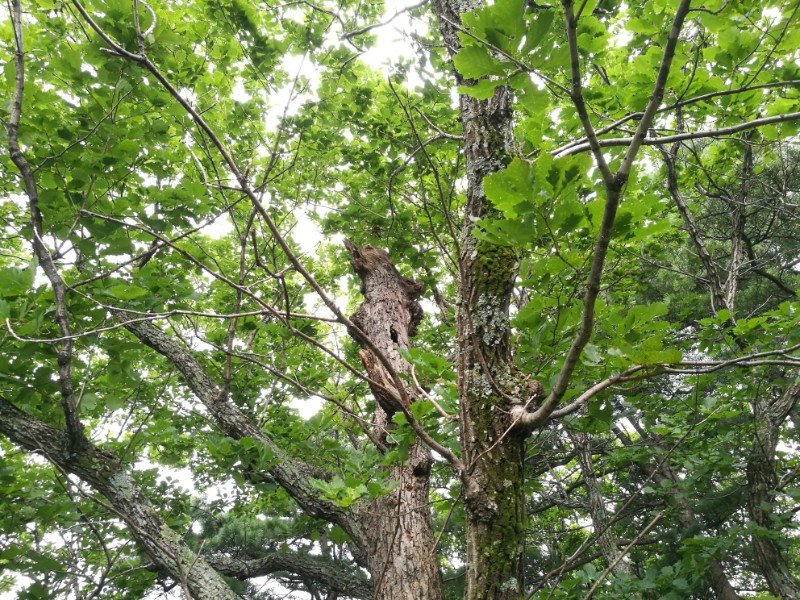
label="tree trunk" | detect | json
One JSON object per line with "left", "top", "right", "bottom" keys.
{"left": 431, "top": 2, "right": 530, "bottom": 597}
{"left": 568, "top": 430, "right": 633, "bottom": 577}
{"left": 345, "top": 241, "right": 443, "bottom": 600}
{"left": 456, "top": 87, "right": 526, "bottom": 600}
{"left": 747, "top": 381, "right": 800, "bottom": 599}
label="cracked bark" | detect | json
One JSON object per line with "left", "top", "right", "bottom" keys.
{"left": 345, "top": 240, "right": 443, "bottom": 600}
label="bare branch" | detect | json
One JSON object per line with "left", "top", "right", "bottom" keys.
{"left": 617, "top": 0, "right": 692, "bottom": 182}
{"left": 344, "top": 0, "right": 429, "bottom": 39}
{"left": 556, "top": 110, "right": 800, "bottom": 157}
{"left": 554, "top": 80, "right": 800, "bottom": 156}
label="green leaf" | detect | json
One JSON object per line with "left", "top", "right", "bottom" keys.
{"left": 582, "top": 343, "right": 601, "bottom": 365}
{"left": 458, "top": 79, "right": 502, "bottom": 100}
{"left": 105, "top": 395, "right": 125, "bottom": 410}
{"left": 79, "top": 393, "right": 99, "bottom": 412}
{"left": 329, "top": 525, "right": 350, "bottom": 544}
{"left": 462, "top": 0, "right": 526, "bottom": 54}
{"left": 510, "top": 73, "right": 550, "bottom": 116}
{"left": 484, "top": 158, "right": 535, "bottom": 213}
{"left": 105, "top": 283, "right": 150, "bottom": 301}
{"left": 522, "top": 10, "right": 555, "bottom": 54}
{"left": 453, "top": 46, "right": 508, "bottom": 79}
{"left": 0, "top": 257, "right": 37, "bottom": 298}
{"left": 26, "top": 550, "right": 62, "bottom": 572}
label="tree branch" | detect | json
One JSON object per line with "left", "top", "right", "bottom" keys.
{"left": 580, "top": 510, "right": 665, "bottom": 600}
{"left": 6, "top": 0, "right": 87, "bottom": 451}
{"left": 554, "top": 80, "right": 800, "bottom": 157}
{"left": 0, "top": 395, "right": 238, "bottom": 599}
{"left": 344, "top": 0, "right": 429, "bottom": 39}
{"left": 616, "top": 0, "right": 692, "bottom": 182}
{"left": 119, "top": 318, "right": 365, "bottom": 551}
{"left": 70, "top": 0, "right": 435, "bottom": 461}
{"left": 209, "top": 551, "right": 373, "bottom": 599}
{"left": 561, "top": 0, "right": 614, "bottom": 185}
{"left": 514, "top": 0, "right": 692, "bottom": 429}
{"left": 556, "top": 110, "right": 800, "bottom": 157}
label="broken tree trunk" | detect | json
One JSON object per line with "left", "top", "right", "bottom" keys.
{"left": 345, "top": 240, "right": 443, "bottom": 600}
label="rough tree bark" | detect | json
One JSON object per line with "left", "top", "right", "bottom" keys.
{"left": 567, "top": 430, "right": 633, "bottom": 578}
{"left": 345, "top": 240, "right": 443, "bottom": 600}
{"left": 432, "top": 2, "right": 535, "bottom": 597}
{"left": 209, "top": 552, "right": 373, "bottom": 599}
{"left": 0, "top": 396, "right": 240, "bottom": 600}
{"left": 747, "top": 381, "right": 800, "bottom": 599}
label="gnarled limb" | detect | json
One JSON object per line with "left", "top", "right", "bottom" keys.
{"left": 209, "top": 551, "right": 373, "bottom": 599}
{"left": 0, "top": 395, "right": 238, "bottom": 600}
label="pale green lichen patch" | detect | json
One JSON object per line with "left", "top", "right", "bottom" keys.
{"left": 108, "top": 472, "right": 137, "bottom": 499}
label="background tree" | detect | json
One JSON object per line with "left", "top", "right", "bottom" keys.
{"left": 1, "top": 0, "right": 799, "bottom": 599}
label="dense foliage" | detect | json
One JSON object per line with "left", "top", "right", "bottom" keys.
{"left": 1, "top": 0, "right": 799, "bottom": 598}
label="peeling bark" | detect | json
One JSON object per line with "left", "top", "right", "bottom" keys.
{"left": 345, "top": 240, "right": 443, "bottom": 600}
{"left": 345, "top": 240, "right": 424, "bottom": 424}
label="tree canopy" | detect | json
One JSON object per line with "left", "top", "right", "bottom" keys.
{"left": 1, "top": 0, "right": 800, "bottom": 598}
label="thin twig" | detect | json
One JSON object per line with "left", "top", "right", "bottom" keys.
{"left": 344, "top": 0, "right": 429, "bottom": 39}
{"left": 581, "top": 511, "right": 665, "bottom": 600}
{"left": 557, "top": 110, "right": 800, "bottom": 157}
